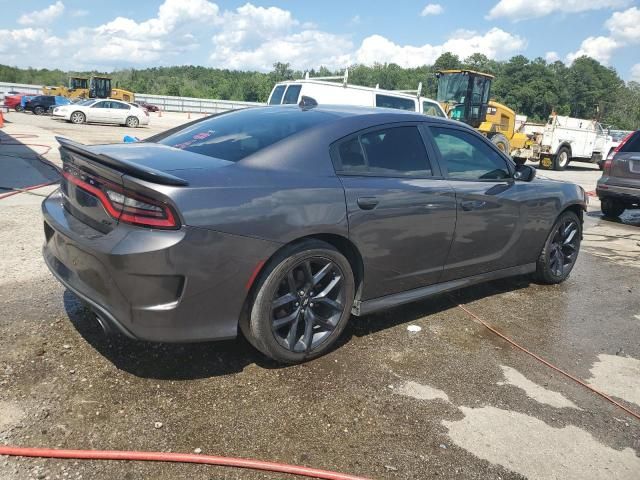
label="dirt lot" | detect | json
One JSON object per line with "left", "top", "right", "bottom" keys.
{"left": 1, "top": 111, "right": 639, "bottom": 480}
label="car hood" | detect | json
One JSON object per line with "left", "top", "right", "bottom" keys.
{"left": 87, "top": 142, "right": 233, "bottom": 186}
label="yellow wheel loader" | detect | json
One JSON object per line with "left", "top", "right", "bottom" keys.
{"left": 43, "top": 76, "right": 134, "bottom": 102}
{"left": 436, "top": 70, "right": 531, "bottom": 158}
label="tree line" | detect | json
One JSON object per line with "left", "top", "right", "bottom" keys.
{"left": 1, "top": 53, "right": 638, "bottom": 129}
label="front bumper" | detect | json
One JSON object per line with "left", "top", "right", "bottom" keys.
{"left": 42, "top": 190, "right": 280, "bottom": 342}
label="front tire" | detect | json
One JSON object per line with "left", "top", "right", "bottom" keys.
{"left": 33, "top": 106, "right": 45, "bottom": 115}
{"left": 248, "top": 240, "right": 355, "bottom": 364}
{"left": 553, "top": 147, "right": 571, "bottom": 171}
{"left": 533, "top": 210, "right": 581, "bottom": 284}
{"left": 490, "top": 133, "right": 510, "bottom": 154}
{"left": 70, "top": 111, "right": 85, "bottom": 124}
{"left": 15, "top": 105, "right": 23, "bottom": 112}
{"left": 601, "top": 197, "right": 625, "bottom": 218}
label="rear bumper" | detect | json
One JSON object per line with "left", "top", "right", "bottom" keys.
{"left": 596, "top": 182, "right": 640, "bottom": 204}
{"left": 42, "top": 190, "right": 280, "bottom": 342}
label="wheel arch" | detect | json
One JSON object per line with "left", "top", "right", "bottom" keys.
{"left": 237, "top": 233, "right": 365, "bottom": 340}
{"left": 556, "top": 142, "right": 572, "bottom": 157}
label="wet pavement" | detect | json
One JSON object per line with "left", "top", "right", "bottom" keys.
{"left": 1, "top": 113, "right": 639, "bottom": 479}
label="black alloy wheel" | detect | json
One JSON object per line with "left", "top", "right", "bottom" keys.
{"left": 534, "top": 210, "right": 581, "bottom": 284}
{"left": 271, "top": 257, "right": 346, "bottom": 353}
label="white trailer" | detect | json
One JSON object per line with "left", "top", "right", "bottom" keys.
{"left": 513, "top": 115, "right": 616, "bottom": 171}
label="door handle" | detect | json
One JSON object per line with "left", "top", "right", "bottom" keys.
{"left": 460, "top": 200, "right": 486, "bottom": 211}
{"left": 357, "top": 196, "right": 379, "bottom": 210}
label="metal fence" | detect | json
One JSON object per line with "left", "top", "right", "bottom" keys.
{"left": 0, "top": 81, "right": 263, "bottom": 113}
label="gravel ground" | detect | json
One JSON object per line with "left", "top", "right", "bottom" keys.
{"left": 1, "top": 112, "right": 639, "bottom": 480}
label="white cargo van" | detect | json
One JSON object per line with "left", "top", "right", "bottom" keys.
{"left": 268, "top": 71, "right": 446, "bottom": 118}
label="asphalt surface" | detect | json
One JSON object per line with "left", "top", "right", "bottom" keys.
{"left": 1, "top": 111, "right": 639, "bottom": 480}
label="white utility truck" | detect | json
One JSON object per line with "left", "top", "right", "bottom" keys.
{"left": 268, "top": 71, "right": 447, "bottom": 118}
{"left": 513, "top": 115, "right": 616, "bottom": 171}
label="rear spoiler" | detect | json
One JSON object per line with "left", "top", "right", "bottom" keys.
{"left": 55, "top": 136, "right": 189, "bottom": 187}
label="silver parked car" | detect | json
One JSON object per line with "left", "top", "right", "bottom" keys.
{"left": 597, "top": 130, "right": 640, "bottom": 217}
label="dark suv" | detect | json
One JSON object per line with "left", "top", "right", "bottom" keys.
{"left": 25, "top": 95, "right": 56, "bottom": 115}
{"left": 597, "top": 130, "right": 640, "bottom": 217}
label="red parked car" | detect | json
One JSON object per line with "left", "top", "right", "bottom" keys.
{"left": 3, "top": 94, "right": 24, "bottom": 112}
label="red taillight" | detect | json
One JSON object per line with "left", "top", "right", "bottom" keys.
{"left": 602, "top": 159, "right": 613, "bottom": 175}
{"left": 62, "top": 170, "right": 178, "bottom": 229}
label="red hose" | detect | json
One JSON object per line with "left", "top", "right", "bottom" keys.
{"left": 0, "top": 446, "right": 371, "bottom": 480}
{"left": 0, "top": 181, "right": 58, "bottom": 200}
{"left": 452, "top": 297, "right": 640, "bottom": 422}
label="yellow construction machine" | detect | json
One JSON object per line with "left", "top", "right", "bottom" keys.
{"left": 436, "top": 70, "right": 530, "bottom": 155}
{"left": 43, "top": 76, "right": 134, "bottom": 102}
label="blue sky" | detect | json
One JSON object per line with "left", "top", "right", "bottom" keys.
{"left": 0, "top": 0, "right": 638, "bottom": 80}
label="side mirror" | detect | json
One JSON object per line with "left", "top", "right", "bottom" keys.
{"left": 513, "top": 164, "right": 536, "bottom": 182}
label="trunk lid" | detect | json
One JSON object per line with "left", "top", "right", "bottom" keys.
{"left": 58, "top": 138, "right": 232, "bottom": 233}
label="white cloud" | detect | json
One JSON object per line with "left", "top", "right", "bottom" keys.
{"left": 71, "top": 9, "right": 89, "bottom": 18}
{"left": 421, "top": 4, "right": 444, "bottom": 16}
{"left": 355, "top": 28, "right": 526, "bottom": 68}
{"left": 566, "top": 36, "right": 619, "bottom": 64}
{"left": 487, "top": 0, "right": 628, "bottom": 20}
{"left": 210, "top": 3, "right": 352, "bottom": 70}
{"left": 18, "top": 1, "right": 65, "bottom": 26}
{"left": 566, "top": 6, "right": 640, "bottom": 65}
{"left": 605, "top": 6, "right": 640, "bottom": 42}
{"left": 631, "top": 64, "right": 640, "bottom": 82}
{"left": 545, "top": 51, "right": 559, "bottom": 62}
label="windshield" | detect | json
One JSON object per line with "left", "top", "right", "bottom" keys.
{"left": 69, "top": 78, "right": 88, "bottom": 90}
{"left": 77, "top": 99, "right": 97, "bottom": 106}
{"left": 423, "top": 100, "right": 445, "bottom": 117}
{"left": 437, "top": 73, "right": 469, "bottom": 103}
{"left": 157, "top": 107, "right": 335, "bottom": 162}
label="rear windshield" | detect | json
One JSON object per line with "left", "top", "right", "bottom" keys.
{"left": 269, "top": 85, "right": 286, "bottom": 105}
{"left": 157, "top": 107, "right": 335, "bottom": 162}
{"left": 375, "top": 94, "right": 416, "bottom": 112}
{"left": 620, "top": 131, "right": 640, "bottom": 153}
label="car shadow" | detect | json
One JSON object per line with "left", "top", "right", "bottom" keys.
{"left": 0, "top": 129, "right": 60, "bottom": 194}
{"left": 64, "top": 275, "right": 533, "bottom": 380}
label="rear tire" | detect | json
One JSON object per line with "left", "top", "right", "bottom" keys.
{"left": 125, "top": 116, "right": 139, "bottom": 128}
{"left": 533, "top": 210, "right": 581, "bottom": 284}
{"left": 248, "top": 240, "right": 355, "bottom": 364}
{"left": 33, "top": 106, "right": 45, "bottom": 115}
{"left": 70, "top": 111, "right": 85, "bottom": 124}
{"left": 601, "top": 197, "right": 625, "bottom": 218}
{"left": 15, "top": 105, "right": 23, "bottom": 113}
{"left": 490, "top": 133, "right": 510, "bottom": 154}
{"left": 553, "top": 146, "right": 571, "bottom": 171}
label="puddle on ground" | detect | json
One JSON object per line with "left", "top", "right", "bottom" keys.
{"left": 498, "top": 365, "right": 580, "bottom": 410}
{"left": 443, "top": 406, "right": 640, "bottom": 480}
{"left": 587, "top": 354, "right": 640, "bottom": 408}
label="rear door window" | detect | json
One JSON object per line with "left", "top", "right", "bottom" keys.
{"left": 282, "top": 85, "right": 302, "bottom": 105}
{"left": 334, "top": 125, "right": 432, "bottom": 177}
{"left": 375, "top": 94, "right": 416, "bottom": 111}
{"left": 269, "top": 85, "right": 286, "bottom": 105}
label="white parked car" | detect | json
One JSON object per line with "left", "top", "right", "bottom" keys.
{"left": 268, "top": 71, "right": 446, "bottom": 118}
{"left": 52, "top": 99, "right": 149, "bottom": 128}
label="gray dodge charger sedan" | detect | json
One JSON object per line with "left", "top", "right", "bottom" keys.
{"left": 42, "top": 104, "right": 587, "bottom": 363}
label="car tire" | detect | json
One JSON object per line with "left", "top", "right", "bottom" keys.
{"left": 70, "top": 111, "right": 85, "bottom": 124}
{"left": 533, "top": 210, "right": 581, "bottom": 284}
{"left": 490, "top": 133, "right": 510, "bottom": 154}
{"left": 34, "top": 106, "right": 45, "bottom": 115}
{"left": 15, "top": 105, "right": 23, "bottom": 113}
{"left": 248, "top": 239, "right": 355, "bottom": 364}
{"left": 126, "top": 116, "right": 139, "bottom": 128}
{"left": 601, "top": 197, "right": 625, "bottom": 218}
{"left": 553, "top": 146, "right": 571, "bottom": 171}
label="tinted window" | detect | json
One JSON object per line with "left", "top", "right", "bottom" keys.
{"left": 112, "top": 102, "right": 130, "bottom": 110}
{"left": 157, "top": 107, "right": 335, "bottom": 162}
{"left": 423, "top": 101, "right": 445, "bottom": 117}
{"left": 430, "top": 127, "right": 510, "bottom": 180}
{"left": 336, "top": 126, "right": 432, "bottom": 176}
{"left": 620, "top": 131, "right": 640, "bottom": 152}
{"left": 269, "top": 85, "right": 286, "bottom": 105}
{"left": 282, "top": 85, "right": 302, "bottom": 105}
{"left": 92, "top": 101, "right": 109, "bottom": 108}
{"left": 375, "top": 95, "right": 416, "bottom": 111}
